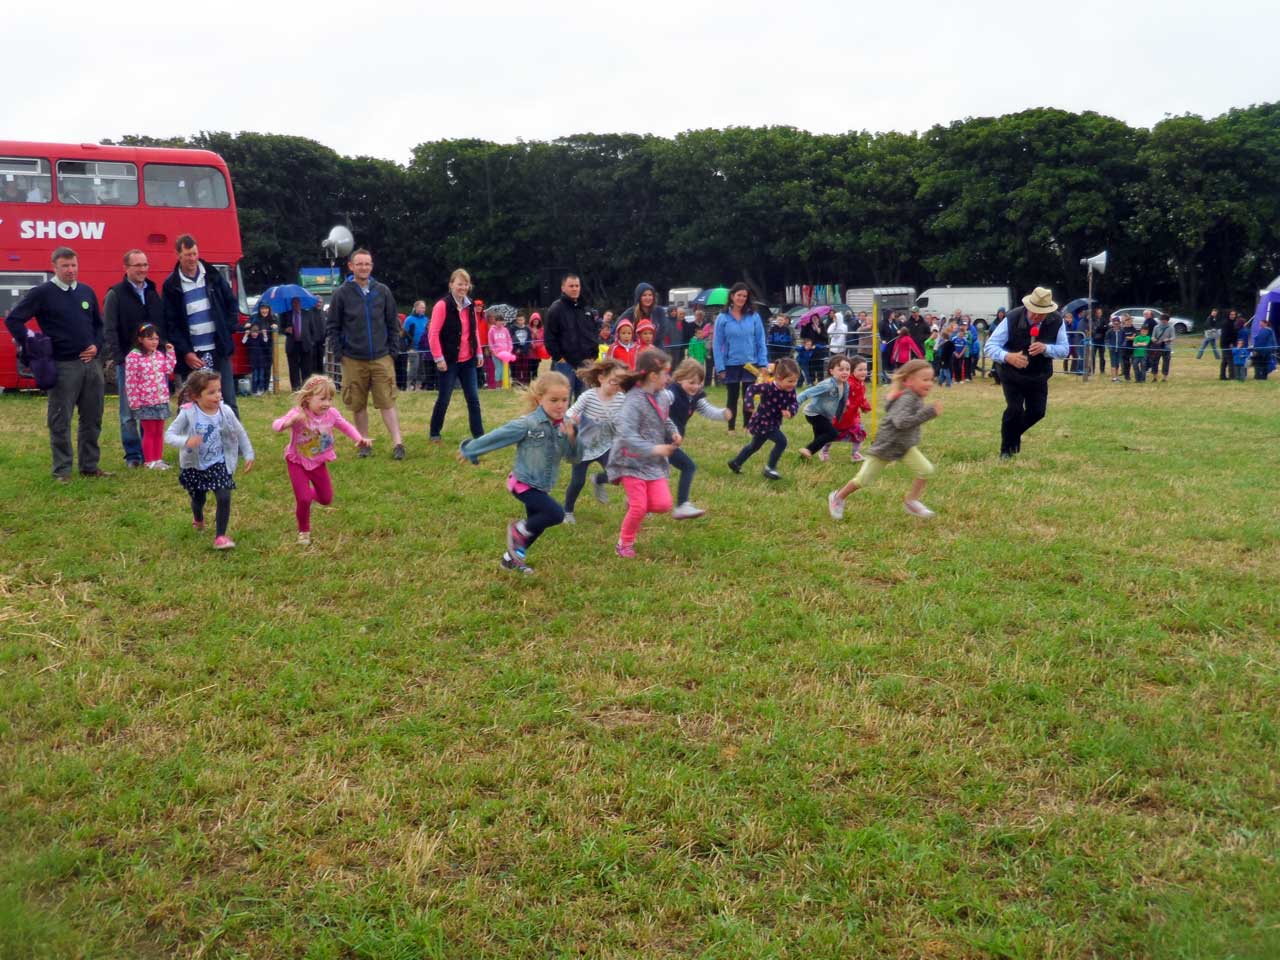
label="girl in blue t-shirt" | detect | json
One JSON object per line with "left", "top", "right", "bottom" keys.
{"left": 165, "top": 369, "right": 255, "bottom": 550}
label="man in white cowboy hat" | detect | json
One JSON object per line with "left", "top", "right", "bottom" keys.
{"left": 983, "top": 286, "right": 1070, "bottom": 459}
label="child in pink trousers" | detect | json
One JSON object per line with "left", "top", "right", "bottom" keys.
{"left": 125, "top": 323, "right": 177, "bottom": 469}
{"left": 272, "top": 374, "right": 371, "bottom": 545}
{"left": 607, "top": 348, "right": 681, "bottom": 558}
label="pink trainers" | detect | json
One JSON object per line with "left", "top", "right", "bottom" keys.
{"left": 615, "top": 542, "right": 636, "bottom": 559}
{"left": 192, "top": 519, "right": 205, "bottom": 532}
{"left": 212, "top": 535, "right": 236, "bottom": 550}
{"left": 819, "top": 445, "right": 830, "bottom": 462}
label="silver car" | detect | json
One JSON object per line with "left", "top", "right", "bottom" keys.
{"left": 1110, "top": 306, "right": 1196, "bottom": 335}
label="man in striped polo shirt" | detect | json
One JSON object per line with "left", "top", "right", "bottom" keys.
{"left": 162, "top": 234, "right": 239, "bottom": 416}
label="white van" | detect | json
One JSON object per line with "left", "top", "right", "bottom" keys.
{"left": 667, "top": 287, "right": 700, "bottom": 308}
{"left": 914, "top": 286, "right": 1013, "bottom": 330}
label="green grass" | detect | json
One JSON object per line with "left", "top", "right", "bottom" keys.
{"left": 1, "top": 355, "right": 1277, "bottom": 959}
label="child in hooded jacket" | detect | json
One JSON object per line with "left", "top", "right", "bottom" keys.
{"left": 607, "top": 348, "right": 680, "bottom": 558}
{"left": 459, "top": 371, "right": 578, "bottom": 574}
{"left": 609, "top": 319, "right": 639, "bottom": 369}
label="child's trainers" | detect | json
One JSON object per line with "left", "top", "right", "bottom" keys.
{"left": 827, "top": 491, "right": 845, "bottom": 520}
{"left": 615, "top": 542, "right": 636, "bottom": 559}
{"left": 297, "top": 531, "right": 311, "bottom": 545}
{"left": 212, "top": 535, "right": 236, "bottom": 549}
{"left": 904, "top": 499, "right": 936, "bottom": 518}
{"left": 562, "top": 512, "right": 575, "bottom": 525}
{"left": 851, "top": 450, "right": 863, "bottom": 462}
{"left": 672, "top": 501, "right": 706, "bottom": 520}
{"left": 591, "top": 476, "right": 610, "bottom": 504}
{"left": 192, "top": 519, "right": 205, "bottom": 532}
{"left": 763, "top": 466, "right": 781, "bottom": 480}
{"left": 818, "top": 445, "right": 830, "bottom": 462}
{"left": 506, "top": 521, "right": 528, "bottom": 559}
{"left": 727, "top": 459, "right": 742, "bottom": 474}
{"left": 501, "top": 553, "right": 534, "bottom": 575}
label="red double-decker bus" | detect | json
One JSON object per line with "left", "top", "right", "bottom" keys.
{"left": 0, "top": 140, "right": 249, "bottom": 389}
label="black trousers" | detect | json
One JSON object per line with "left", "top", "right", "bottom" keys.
{"left": 1000, "top": 376, "right": 1048, "bottom": 455}
{"left": 804, "top": 414, "right": 840, "bottom": 455}
{"left": 733, "top": 429, "right": 788, "bottom": 469}
{"left": 513, "top": 487, "right": 564, "bottom": 549}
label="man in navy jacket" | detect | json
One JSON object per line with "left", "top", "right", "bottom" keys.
{"left": 5, "top": 247, "right": 109, "bottom": 481}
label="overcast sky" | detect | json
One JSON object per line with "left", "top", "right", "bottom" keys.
{"left": 9, "top": 0, "right": 1274, "bottom": 163}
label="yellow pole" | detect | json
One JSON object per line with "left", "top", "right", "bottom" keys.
{"left": 870, "top": 302, "right": 880, "bottom": 440}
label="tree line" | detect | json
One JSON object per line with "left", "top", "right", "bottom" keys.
{"left": 113, "top": 102, "right": 1280, "bottom": 314}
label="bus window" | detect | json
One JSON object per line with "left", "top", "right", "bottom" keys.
{"left": 0, "top": 156, "right": 52, "bottom": 203}
{"left": 143, "top": 164, "right": 229, "bottom": 209}
{"left": 57, "top": 160, "right": 138, "bottom": 206}
{"left": 1, "top": 272, "right": 50, "bottom": 318}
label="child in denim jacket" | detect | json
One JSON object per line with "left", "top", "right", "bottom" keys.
{"left": 459, "top": 371, "right": 578, "bottom": 575}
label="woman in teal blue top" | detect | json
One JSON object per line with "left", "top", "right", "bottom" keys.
{"left": 712, "top": 282, "right": 767, "bottom": 431}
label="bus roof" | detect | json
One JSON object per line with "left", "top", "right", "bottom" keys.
{"left": 0, "top": 140, "right": 229, "bottom": 168}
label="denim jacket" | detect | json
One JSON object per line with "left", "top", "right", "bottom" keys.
{"left": 459, "top": 406, "right": 577, "bottom": 491}
{"left": 796, "top": 376, "right": 848, "bottom": 420}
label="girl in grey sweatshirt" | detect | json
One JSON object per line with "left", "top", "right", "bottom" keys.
{"left": 827, "top": 359, "right": 942, "bottom": 521}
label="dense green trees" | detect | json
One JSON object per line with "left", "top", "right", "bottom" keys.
{"left": 111, "top": 103, "right": 1280, "bottom": 312}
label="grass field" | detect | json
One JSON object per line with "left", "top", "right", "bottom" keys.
{"left": 1, "top": 354, "right": 1277, "bottom": 959}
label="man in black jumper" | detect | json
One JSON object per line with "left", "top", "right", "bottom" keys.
{"left": 543, "top": 273, "right": 596, "bottom": 398}
{"left": 5, "top": 247, "right": 109, "bottom": 482}
{"left": 982, "top": 287, "right": 1071, "bottom": 459}
{"left": 103, "top": 249, "right": 166, "bottom": 468}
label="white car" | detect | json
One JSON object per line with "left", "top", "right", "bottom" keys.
{"left": 1110, "top": 307, "right": 1196, "bottom": 335}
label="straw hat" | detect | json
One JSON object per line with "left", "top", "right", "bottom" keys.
{"left": 1021, "top": 287, "right": 1058, "bottom": 313}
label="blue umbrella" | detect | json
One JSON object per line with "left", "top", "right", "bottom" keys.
{"left": 258, "top": 284, "right": 318, "bottom": 312}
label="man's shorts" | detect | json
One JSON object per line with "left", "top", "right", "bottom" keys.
{"left": 341, "top": 355, "right": 397, "bottom": 412}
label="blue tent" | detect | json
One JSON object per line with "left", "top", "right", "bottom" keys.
{"left": 1250, "top": 290, "right": 1280, "bottom": 343}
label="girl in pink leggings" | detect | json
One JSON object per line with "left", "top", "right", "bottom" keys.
{"left": 272, "top": 375, "right": 371, "bottom": 545}
{"left": 607, "top": 348, "right": 681, "bottom": 558}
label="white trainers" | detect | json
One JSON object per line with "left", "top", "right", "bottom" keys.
{"left": 562, "top": 512, "right": 575, "bottom": 525}
{"left": 145, "top": 460, "right": 170, "bottom": 470}
{"left": 672, "top": 501, "right": 706, "bottom": 520}
{"left": 904, "top": 499, "right": 936, "bottom": 518}
{"left": 827, "top": 491, "right": 845, "bottom": 521}
{"left": 297, "top": 531, "right": 311, "bottom": 545}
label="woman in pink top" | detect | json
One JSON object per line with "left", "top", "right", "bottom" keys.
{"left": 428, "top": 268, "right": 486, "bottom": 442}
{"left": 272, "top": 374, "right": 371, "bottom": 545}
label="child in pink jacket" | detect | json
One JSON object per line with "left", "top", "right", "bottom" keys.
{"left": 272, "top": 374, "right": 371, "bottom": 545}
{"left": 487, "top": 314, "right": 516, "bottom": 389}
{"left": 124, "top": 323, "right": 177, "bottom": 469}
{"left": 891, "top": 331, "right": 924, "bottom": 365}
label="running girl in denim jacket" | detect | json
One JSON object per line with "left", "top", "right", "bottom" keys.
{"left": 459, "top": 371, "right": 578, "bottom": 575}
